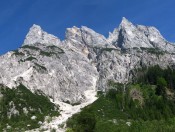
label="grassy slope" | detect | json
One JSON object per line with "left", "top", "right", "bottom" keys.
{"left": 0, "top": 84, "right": 59, "bottom": 131}
{"left": 66, "top": 83, "right": 175, "bottom": 132}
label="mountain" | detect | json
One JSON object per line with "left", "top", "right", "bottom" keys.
{"left": 108, "top": 17, "right": 175, "bottom": 52}
{"left": 1, "top": 17, "right": 175, "bottom": 131}
{"left": 23, "top": 24, "right": 61, "bottom": 46}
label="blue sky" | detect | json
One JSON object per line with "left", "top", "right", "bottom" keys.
{"left": 0, "top": 0, "right": 175, "bottom": 54}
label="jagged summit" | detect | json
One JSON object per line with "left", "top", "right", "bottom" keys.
{"left": 30, "top": 24, "right": 42, "bottom": 30}
{"left": 23, "top": 24, "right": 61, "bottom": 46}
{"left": 65, "top": 25, "right": 115, "bottom": 48}
{"left": 107, "top": 17, "right": 175, "bottom": 52}
{"left": 80, "top": 26, "right": 109, "bottom": 46}
{"left": 121, "top": 17, "right": 129, "bottom": 22}
{"left": 119, "top": 17, "right": 134, "bottom": 28}
{"left": 65, "top": 26, "right": 82, "bottom": 41}
{"left": 22, "top": 17, "right": 175, "bottom": 53}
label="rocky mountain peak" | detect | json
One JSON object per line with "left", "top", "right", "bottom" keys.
{"left": 65, "top": 26, "right": 82, "bottom": 41}
{"left": 22, "top": 18, "right": 175, "bottom": 53}
{"left": 119, "top": 17, "right": 137, "bottom": 36}
{"left": 119, "top": 17, "right": 134, "bottom": 29}
{"left": 80, "top": 26, "right": 110, "bottom": 47}
{"left": 106, "top": 17, "right": 175, "bottom": 52}
{"left": 107, "top": 28, "right": 119, "bottom": 46}
{"left": 65, "top": 25, "right": 114, "bottom": 48}
{"left": 30, "top": 24, "right": 42, "bottom": 31}
{"left": 23, "top": 24, "right": 61, "bottom": 46}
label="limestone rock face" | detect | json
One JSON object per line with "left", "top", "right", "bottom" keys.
{"left": 95, "top": 49, "right": 175, "bottom": 91}
{"left": 81, "top": 26, "right": 108, "bottom": 47}
{"left": 0, "top": 44, "right": 98, "bottom": 104}
{"left": 108, "top": 17, "right": 175, "bottom": 53}
{"left": 23, "top": 24, "right": 61, "bottom": 46}
{"left": 108, "top": 28, "right": 119, "bottom": 46}
{"left": 136, "top": 25, "right": 175, "bottom": 52}
{"left": 1, "top": 17, "right": 175, "bottom": 103}
{"left": 117, "top": 17, "right": 154, "bottom": 49}
{"left": 65, "top": 26, "right": 115, "bottom": 49}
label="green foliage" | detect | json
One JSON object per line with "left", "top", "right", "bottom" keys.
{"left": 40, "top": 51, "right": 62, "bottom": 57}
{"left": 156, "top": 77, "right": 167, "bottom": 97}
{"left": 0, "top": 84, "right": 59, "bottom": 131}
{"left": 19, "top": 56, "right": 37, "bottom": 62}
{"left": 33, "top": 63, "right": 47, "bottom": 71}
{"left": 140, "top": 47, "right": 165, "bottom": 55}
{"left": 66, "top": 79, "right": 175, "bottom": 132}
{"left": 92, "top": 47, "right": 118, "bottom": 55}
{"left": 40, "top": 46, "right": 64, "bottom": 57}
{"left": 101, "top": 48, "right": 117, "bottom": 52}
{"left": 12, "top": 50, "right": 25, "bottom": 56}
{"left": 46, "top": 45, "right": 65, "bottom": 53}
{"left": 157, "top": 77, "right": 167, "bottom": 87}
{"left": 40, "top": 51, "right": 55, "bottom": 57}
{"left": 50, "top": 128, "right": 56, "bottom": 132}
{"left": 66, "top": 128, "right": 74, "bottom": 132}
{"left": 24, "top": 56, "right": 37, "bottom": 61}
{"left": 135, "top": 65, "right": 175, "bottom": 97}
{"left": 21, "top": 45, "right": 40, "bottom": 50}
{"left": 22, "top": 45, "right": 64, "bottom": 57}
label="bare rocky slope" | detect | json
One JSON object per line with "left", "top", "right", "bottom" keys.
{"left": 0, "top": 17, "right": 175, "bottom": 105}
